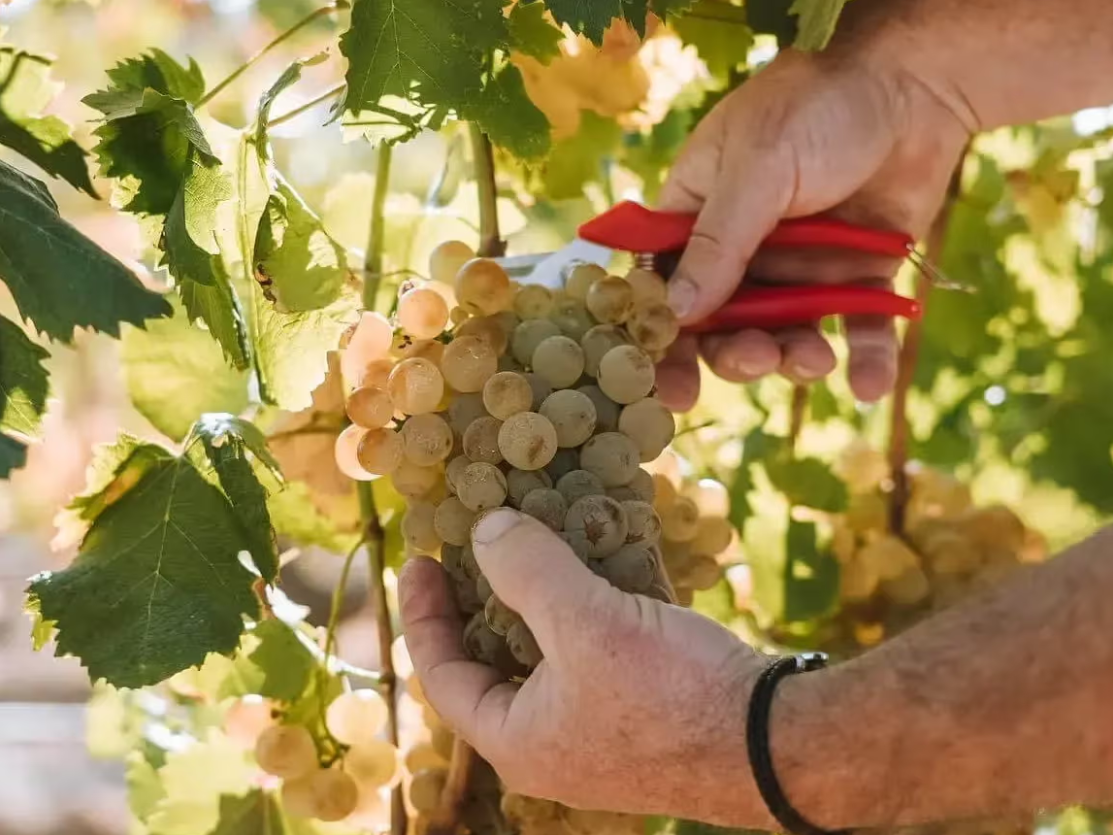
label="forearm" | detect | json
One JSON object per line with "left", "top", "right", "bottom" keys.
{"left": 771, "top": 525, "right": 1113, "bottom": 828}
{"left": 834, "top": 0, "right": 1113, "bottom": 130}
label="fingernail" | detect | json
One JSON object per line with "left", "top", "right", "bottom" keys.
{"left": 734, "top": 355, "right": 767, "bottom": 377}
{"left": 790, "top": 362, "right": 817, "bottom": 381}
{"left": 472, "top": 508, "right": 523, "bottom": 545}
{"left": 668, "top": 276, "right": 698, "bottom": 319}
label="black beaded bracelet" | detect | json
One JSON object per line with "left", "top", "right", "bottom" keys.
{"left": 745, "top": 653, "right": 848, "bottom": 835}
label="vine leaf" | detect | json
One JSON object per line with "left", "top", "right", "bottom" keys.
{"left": 163, "top": 154, "right": 251, "bottom": 368}
{"left": 0, "top": 45, "right": 97, "bottom": 195}
{"left": 121, "top": 297, "right": 250, "bottom": 442}
{"left": 27, "top": 446, "right": 261, "bottom": 688}
{"left": 787, "top": 0, "right": 854, "bottom": 51}
{"left": 192, "top": 414, "right": 281, "bottom": 583}
{"left": 0, "top": 435, "right": 26, "bottom": 479}
{"left": 782, "top": 519, "right": 839, "bottom": 622}
{"left": 146, "top": 731, "right": 256, "bottom": 835}
{"left": 0, "top": 161, "right": 172, "bottom": 341}
{"left": 543, "top": 0, "right": 641, "bottom": 43}
{"left": 206, "top": 791, "right": 286, "bottom": 835}
{"left": 542, "top": 111, "right": 622, "bottom": 199}
{"left": 245, "top": 618, "right": 316, "bottom": 701}
{"left": 508, "top": 2, "right": 565, "bottom": 63}
{"left": 765, "top": 453, "right": 849, "bottom": 512}
{"left": 83, "top": 49, "right": 205, "bottom": 111}
{"left": 471, "top": 64, "right": 551, "bottom": 161}
{"left": 0, "top": 314, "right": 50, "bottom": 479}
{"left": 671, "top": 1, "right": 753, "bottom": 78}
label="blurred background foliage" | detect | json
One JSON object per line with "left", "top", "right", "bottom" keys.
{"left": 0, "top": 0, "right": 1111, "bottom": 832}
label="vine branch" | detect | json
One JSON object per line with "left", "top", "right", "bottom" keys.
{"left": 469, "top": 123, "right": 505, "bottom": 258}
{"left": 355, "top": 139, "right": 405, "bottom": 835}
{"left": 888, "top": 152, "right": 968, "bottom": 533}
{"left": 267, "top": 83, "right": 346, "bottom": 128}
{"left": 197, "top": 2, "right": 347, "bottom": 108}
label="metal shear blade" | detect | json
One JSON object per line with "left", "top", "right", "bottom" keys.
{"left": 495, "top": 238, "right": 614, "bottom": 290}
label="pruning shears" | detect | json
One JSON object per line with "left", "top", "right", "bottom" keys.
{"left": 499, "top": 201, "right": 965, "bottom": 334}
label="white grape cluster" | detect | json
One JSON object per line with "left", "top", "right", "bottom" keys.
{"left": 830, "top": 442, "right": 1048, "bottom": 646}
{"left": 227, "top": 690, "right": 400, "bottom": 825}
{"left": 332, "top": 239, "right": 710, "bottom": 673}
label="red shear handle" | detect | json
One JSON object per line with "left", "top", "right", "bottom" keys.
{"left": 578, "top": 201, "right": 913, "bottom": 259}
{"left": 683, "top": 286, "right": 922, "bottom": 335}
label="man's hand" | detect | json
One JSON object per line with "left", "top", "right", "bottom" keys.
{"left": 399, "top": 509, "right": 774, "bottom": 825}
{"left": 656, "top": 48, "right": 970, "bottom": 410}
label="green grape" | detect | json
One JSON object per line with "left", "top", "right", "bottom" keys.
{"left": 400, "top": 338, "right": 446, "bottom": 366}
{"left": 391, "top": 460, "right": 443, "bottom": 500}
{"left": 401, "top": 413, "right": 454, "bottom": 466}
{"left": 455, "top": 258, "right": 513, "bottom": 315}
{"left": 341, "top": 312, "right": 393, "bottom": 383}
{"left": 626, "top": 301, "right": 680, "bottom": 352}
{"left": 441, "top": 543, "right": 476, "bottom": 580}
{"left": 356, "top": 427, "right": 404, "bottom": 476}
{"left": 345, "top": 739, "right": 400, "bottom": 791}
{"left": 429, "top": 240, "right": 475, "bottom": 285}
{"left": 484, "top": 594, "right": 520, "bottom": 637}
{"left": 433, "top": 497, "right": 477, "bottom": 547}
{"left": 498, "top": 354, "right": 524, "bottom": 373}
{"left": 556, "top": 469, "right": 605, "bottom": 505}
{"left": 327, "top": 689, "right": 388, "bottom": 744}
{"left": 506, "top": 620, "right": 543, "bottom": 668}
{"left": 661, "top": 496, "right": 700, "bottom": 542}
{"left": 463, "top": 611, "right": 504, "bottom": 665}
{"left": 445, "top": 454, "right": 471, "bottom": 494}
{"left": 405, "top": 741, "right": 446, "bottom": 775}
{"left": 585, "top": 275, "right": 634, "bottom": 324}
{"left": 282, "top": 768, "right": 359, "bottom": 822}
{"left": 607, "top": 486, "right": 639, "bottom": 502}
{"left": 441, "top": 335, "right": 497, "bottom": 393}
{"left": 254, "top": 725, "right": 317, "bottom": 780}
{"left": 576, "top": 384, "right": 621, "bottom": 432}
{"left": 539, "top": 389, "right": 597, "bottom": 447}
{"left": 511, "top": 319, "right": 561, "bottom": 366}
{"left": 580, "top": 432, "right": 640, "bottom": 487}
{"left": 692, "top": 516, "right": 734, "bottom": 556}
{"left": 563, "top": 262, "right": 607, "bottom": 300}
{"left": 564, "top": 495, "right": 629, "bottom": 557}
{"left": 506, "top": 468, "right": 552, "bottom": 508}
{"left": 447, "top": 392, "right": 488, "bottom": 437}
{"left": 482, "top": 371, "right": 533, "bottom": 421}
{"left": 409, "top": 768, "right": 450, "bottom": 814}
{"left": 398, "top": 284, "right": 450, "bottom": 340}
{"left": 652, "top": 473, "right": 677, "bottom": 512}
{"left": 598, "top": 345, "right": 656, "bottom": 404}
{"left": 683, "top": 478, "right": 731, "bottom": 518}
{"left": 544, "top": 447, "right": 580, "bottom": 481}
{"left": 514, "top": 284, "right": 555, "bottom": 319}
{"left": 628, "top": 467, "right": 656, "bottom": 503}
{"left": 549, "top": 297, "right": 595, "bottom": 341}
{"left": 430, "top": 724, "right": 455, "bottom": 760}
{"left": 618, "top": 398, "right": 676, "bottom": 462}
{"left": 520, "top": 488, "right": 567, "bottom": 532}
{"left": 388, "top": 357, "right": 445, "bottom": 416}
{"left": 681, "top": 555, "right": 722, "bottom": 591}
{"left": 452, "top": 571, "right": 483, "bottom": 614}
{"left": 525, "top": 372, "right": 553, "bottom": 411}
{"left": 560, "top": 529, "right": 594, "bottom": 562}
{"left": 455, "top": 314, "right": 510, "bottom": 355}
{"left": 531, "top": 335, "right": 586, "bottom": 389}
{"left": 403, "top": 502, "right": 442, "bottom": 552}
{"left": 462, "top": 416, "right": 504, "bottom": 465}
{"left": 476, "top": 573, "right": 494, "bottom": 602}
{"left": 595, "top": 544, "right": 656, "bottom": 593}
{"left": 622, "top": 500, "right": 662, "bottom": 546}
{"left": 624, "top": 267, "right": 668, "bottom": 305}
{"left": 581, "top": 324, "right": 630, "bottom": 378}
{"left": 335, "top": 425, "right": 375, "bottom": 481}
{"left": 347, "top": 385, "right": 394, "bottom": 429}
{"left": 497, "top": 412, "right": 558, "bottom": 471}
{"left": 457, "top": 462, "right": 508, "bottom": 511}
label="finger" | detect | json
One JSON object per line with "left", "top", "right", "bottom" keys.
{"left": 747, "top": 247, "right": 902, "bottom": 286}
{"left": 776, "top": 326, "right": 837, "bottom": 383}
{"left": 844, "top": 311, "right": 899, "bottom": 402}
{"left": 399, "top": 556, "right": 517, "bottom": 744}
{"left": 471, "top": 509, "right": 612, "bottom": 653}
{"left": 700, "top": 330, "right": 782, "bottom": 382}
{"left": 655, "top": 334, "right": 701, "bottom": 412}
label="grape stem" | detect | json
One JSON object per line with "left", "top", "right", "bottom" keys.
{"left": 887, "top": 149, "right": 968, "bottom": 533}
{"left": 469, "top": 123, "right": 505, "bottom": 258}
{"left": 266, "top": 83, "right": 346, "bottom": 128}
{"left": 359, "top": 139, "right": 407, "bottom": 835}
{"left": 196, "top": 2, "right": 348, "bottom": 108}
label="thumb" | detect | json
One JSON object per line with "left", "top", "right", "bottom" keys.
{"left": 663, "top": 145, "right": 795, "bottom": 325}
{"left": 471, "top": 508, "right": 610, "bottom": 651}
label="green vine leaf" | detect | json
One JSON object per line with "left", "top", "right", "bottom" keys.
{"left": 28, "top": 447, "right": 261, "bottom": 688}
{"left": 782, "top": 519, "right": 839, "bottom": 622}
{"left": 0, "top": 314, "right": 50, "bottom": 439}
{"left": 543, "top": 0, "right": 643, "bottom": 43}
{"left": 765, "top": 453, "right": 849, "bottom": 512}
{"left": 83, "top": 49, "right": 205, "bottom": 111}
{"left": 671, "top": 1, "right": 753, "bottom": 79}
{"left": 508, "top": 2, "right": 565, "bottom": 63}
{"left": 245, "top": 618, "right": 316, "bottom": 702}
{"left": 206, "top": 791, "right": 286, "bottom": 835}
{"left": 0, "top": 161, "right": 172, "bottom": 341}
{"left": 542, "top": 111, "right": 622, "bottom": 199}
{"left": 121, "top": 297, "right": 250, "bottom": 442}
{"left": 470, "top": 63, "right": 551, "bottom": 161}
{"left": 147, "top": 731, "right": 256, "bottom": 835}
{"left": 787, "top": 0, "right": 854, "bottom": 51}
{"left": 0, "top": 435, "right": 26, "bottom": 479}
{"left": 0, "top": 45, "right": 97, "bottom": 195}
{"left": 192, "top": 413, "right": 281, "bottom": 583}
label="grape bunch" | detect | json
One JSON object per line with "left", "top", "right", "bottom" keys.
{"left": 827, "top": 441, "right": 1049, "bottom": 646}
{"left": 236, "top": 689, "right": 400, "bottom": 825}
{"left": 333, "top": 240, "right": 701, "bottom": 675}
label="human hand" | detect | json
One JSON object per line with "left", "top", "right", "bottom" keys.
{"left": 399, "top": 508, "right": 774, "bottom": 825}
{"left": 656, "top": 48, "right": 971, "bottom": 409}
